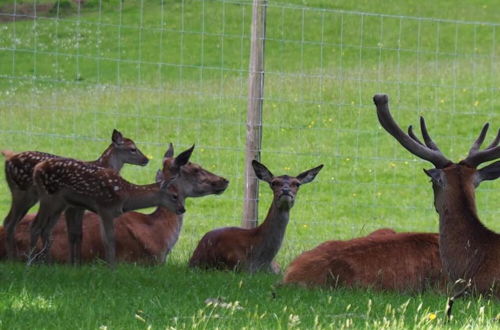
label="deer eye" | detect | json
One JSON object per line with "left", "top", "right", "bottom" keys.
{"left": 172, "top": 194, "right": 178, "bottom": 200}
{"left": 130, "top": 148, "right": 137, "bottom": 153}
{"left": 271, "top": 181, "right": 279, "bottom": 187}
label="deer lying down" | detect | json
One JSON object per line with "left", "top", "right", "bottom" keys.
{"left": 283, "top": 230, "right": 444, "bottom": 292}
{"left": 2, "top": 129, "right": 149, "bottom": 261}
{"left": 1, "top": 144, "right": 228, "bottom": 264}
{"left": 189, "top": 160, "right": 323, "bottom": 273}
{"left": 373, "top": 94, "right": 500, "bottom": 297}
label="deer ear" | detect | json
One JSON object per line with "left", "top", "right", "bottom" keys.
{"left": 423, "top": 168, "right": 444, "bottom": 186}
{"left": 112, "top": 129, "right": 124, "bottom": 145}
{"left": 173, "top": 144, "right": 195, "bottom": 169}
{"left": 252, "top": 160, "right": 274, "bottom": 183}
{"left": 297, "top": 164, "right": 323, "bottom": 184}
{"left": 155, "top": 169, "right": 164, "bottom": 183}
{"left": 476, "top": 161, "right": 500, "bottom": 185}
{"left": 164, "top": 143, "right": 174, "bottom": 160}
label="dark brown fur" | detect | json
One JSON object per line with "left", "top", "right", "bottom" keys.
{"left": 373, "top": 94, "right": 500, "bottom": 297}
{"left": 283, "top": 231, "right": 444, "bottom": 292}
{"left": 189, "top": 160, "right": 323, "bottom": 273}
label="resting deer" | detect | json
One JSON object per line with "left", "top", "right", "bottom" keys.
{"left": 283, "top": 230, "right": 443, "bottom": 291}
{"left": 373, "top": 94, "right": 500, "bottom": 297}
{"left": 2, "top": 129, "right": 149, "bottom": 260}
{"left": 189, "top": 160, "right": 323, "bottom": 273}
{"left": 4, "top": 144, "right": 228, "bottom": 264}
{"left": 28, "top": 145, "right": 193, "bottom": 267}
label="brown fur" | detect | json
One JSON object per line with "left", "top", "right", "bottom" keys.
{"left": 373, "top": 94, "right": 500, "bottom": 297}
{"left": 2, "top": 130, "right": 149, "bottom": 260}
{"left": 434, "top": 165, "right": 500, "bottom": 297}
{"left": 3, "top": 145, "right": 228, "bottom": 264}
{"left": 283, "top": 230, "right": 445, "bottom": 292}
{"left": 1, "top": 150, "right": 16, "bottom": 161}
{"left": 27, "top": 147, "right": 189, "bottom": 267}
{"left": 189, "top": 161, "right": 323, "bottom": 273}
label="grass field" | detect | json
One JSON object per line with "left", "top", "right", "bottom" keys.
{"left": 0, "top": 0, "right": 499, "bottom": 328}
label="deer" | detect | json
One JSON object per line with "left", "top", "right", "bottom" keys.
{"left": 189, "top": 160, "right": 323, "bottom": 273}
{"left": 27, "top": 145, "right": 194, "bottom": 267}
{"left": 282, "top": 230, "right": 443, "bottom": 292}
{"left": 3, "top": 144, "right": 229, "bottom": 264}
{"left": 2, "top": 129, "right": 149, "bottom": 260}
{"left": 372, "top": 94, "right": 500, "bottom": 298}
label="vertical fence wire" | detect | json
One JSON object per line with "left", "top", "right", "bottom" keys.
{"left": 0, "top": 0, "right": 499, "bottom": 262}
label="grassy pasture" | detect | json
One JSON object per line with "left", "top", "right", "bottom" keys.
{"left": 0, "top": 0, "right": 499, "bottom": 328}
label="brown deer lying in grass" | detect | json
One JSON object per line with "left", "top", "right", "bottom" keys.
{"left": 373, "top": 94, "right": 500, "bottom": 297}
{"left": 28, "top": 146, "right": 192, "bottom": 267}
{"left": 283, "top": 230, "right": 443, "bottom": 291}
{"left": 189, "top": 160, "right": 323, "bottom": 273}
{"left": 2, "top": 129, "right": 149, "bottom": 260}
{"left": 2, "top": 144, "right": 228, "bottom": 264}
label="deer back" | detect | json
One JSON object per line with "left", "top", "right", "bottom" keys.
{"left": 284, "top": 232, "right": 443, "bottom": 292}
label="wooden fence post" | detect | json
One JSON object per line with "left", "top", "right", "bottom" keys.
{"left": 242, "top": 0, "right": 267, "bottom": 228}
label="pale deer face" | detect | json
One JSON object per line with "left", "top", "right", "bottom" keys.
{"left": 161, "top": 143, "right": 229, "bottom": 198}
{"left": 252, "top": 160, "right": 323, "bottom": 210}
{"left": 111, "top": 129, "right": 149, "bottom": 166}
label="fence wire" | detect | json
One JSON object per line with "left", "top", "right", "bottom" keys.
{"left": 0, "top": 0, "right": 499, "bottom": 263}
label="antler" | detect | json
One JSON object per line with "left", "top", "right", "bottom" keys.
{"left": 373, "top": 94, "right": 451, "bottom": 168}
{"left": 462, "top": 125, "right": 500, "bottom": 167}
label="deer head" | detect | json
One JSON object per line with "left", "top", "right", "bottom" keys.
{"left": 110, "top": 129, "right": 149, "bottom": 166}
{"left": 159, "top": 143, "right": 229, "bottom": 197}
{"left": 158, "top": 176, "right": 185, "bottom": 215}
{"left": 373, "top": 94, "right": 500, "bottom": 213}
{"left": 252, "top": 160, "right": 323, "bottom": 210}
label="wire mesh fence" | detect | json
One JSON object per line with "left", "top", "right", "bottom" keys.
{"left": 0, "top": 0, "right": 499, "bottom": 263}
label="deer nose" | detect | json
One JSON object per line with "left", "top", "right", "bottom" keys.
{"left": 282, "top": 188, "right": 291, "bottom": 195}
{"left": 177, "top": 206, "right": 186, "bottom": 215}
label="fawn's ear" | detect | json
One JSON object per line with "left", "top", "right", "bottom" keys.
{"left": 173, "top": 144, "right": 195, "bottom": 169}
{"left": 164, "top": 143, "right": 174, "bottom": 161}
{"left": 112, "top": 129, "right": 124, "bottom": 145}
{"left": 296, "top": 164, "right": 323, "bottom": 184}
{"left": 476, "top": 161, "right": 500, "bottom": 186}
{"left": 252, "top": 160, "right": 274, "bottom": 183}
{"left": 155, "top": 169, "right": 164, "bottom": 183}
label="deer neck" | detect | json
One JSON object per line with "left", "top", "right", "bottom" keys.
{"left": 94, "top": 145, "right": 124, "bottom": 172}
{"left": 121, "top": 183, "right": 162, "bottom": 212}
{"left": 149, "top": 207, "right": 184, "bottom": 260}
{"left": 252, "top": 200, "right": 290, "bottom": 265}
{"left": 438, "top": 183, "right": 491, "bottom": 281}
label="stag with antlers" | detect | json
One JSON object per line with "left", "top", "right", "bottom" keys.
{"left": 373, "top": 94, "right": 500, "bottom": 298}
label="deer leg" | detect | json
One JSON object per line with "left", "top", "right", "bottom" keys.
{"left": 65, "top": 207, "right": 85, "bottom": 265}
{"left": 40, "top": 204, "right": 67, "bottom": 264}
{"left": 4, "top": 188, "right": 39, "bottom": 259}
{"left": 98, "top": 211, "right": 117, "bottom": 268}
{"left": 28, "top": 197, "right": 64, "bottom": 265}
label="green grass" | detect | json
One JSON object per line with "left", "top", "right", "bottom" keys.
{"left": 0, "top": 0, "right": 499, "bottom": 328}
